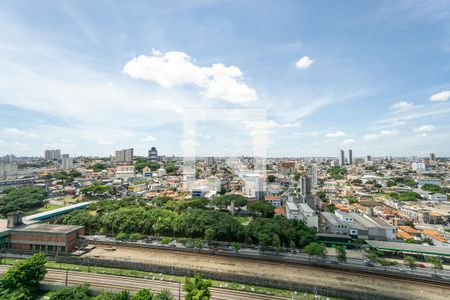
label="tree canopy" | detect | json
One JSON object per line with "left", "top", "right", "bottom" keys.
{"left": 184, "top": 275, "right": 212, "bottom": 300}
{"left": 210, "top": 194, "right": 248, "bottom": 210}
{"left": 247, "top": 200, "right": 274, "bottom": 217}
{"left": 0, "top": 253, "right": 47, "bottom": 299}
{"left": 0, "top": 186, "right": 47, "bottom": 215}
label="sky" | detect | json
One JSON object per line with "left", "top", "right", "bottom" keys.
{"left": 1, "top": 0, "right": 450, "bottom": 158}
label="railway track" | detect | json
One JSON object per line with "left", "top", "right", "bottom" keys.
{"left": 1, "top": 266, "right": 288, "bottom": 300}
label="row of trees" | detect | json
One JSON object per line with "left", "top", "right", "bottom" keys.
{"left": 0, "top": 186, "right": 48, "bottom": 215}
{"left": 61, "top": 197, "right": 316, "bottom": 248}
{"left": 50, "top": 284, "right": 174, "bottom": 300}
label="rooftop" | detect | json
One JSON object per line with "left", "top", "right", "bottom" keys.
{"left": 12, "top": 223, "right": 84, "bottom": 234}
{"left": 23, "top": 202, "right": 91, "bottom": 221}
{"left": 366, "top": 240, "right": 450, "bottom": 257}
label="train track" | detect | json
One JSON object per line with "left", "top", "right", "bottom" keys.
{"left": 1, "top": 266, "right": 288, "bottom": 300}
{"left": 85, "top": 242, "right": 450, "bottom": 289}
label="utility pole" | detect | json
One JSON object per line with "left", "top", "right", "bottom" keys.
{"left": 65, "top": 269, "right": 68, "bottom": 286}
{"left": 178, "top": 281, "right": 181, "bottom": 300}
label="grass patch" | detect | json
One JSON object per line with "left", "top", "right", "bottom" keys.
{"left": 234, "top": 216, "right": 249, "bottom": 224}
{"left": 2, "top": 258, "right": 341, "bottom": 300}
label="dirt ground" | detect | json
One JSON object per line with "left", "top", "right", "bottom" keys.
{"left": 82, "top": 245, "right": 450, "bottom": 300}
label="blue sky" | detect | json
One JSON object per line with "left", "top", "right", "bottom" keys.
{"left": 1, "top": 0, "right": 450, "bottom": 157}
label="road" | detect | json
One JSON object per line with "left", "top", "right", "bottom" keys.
{"left": 0, "top": 266, "right": 289, "bottom": 300}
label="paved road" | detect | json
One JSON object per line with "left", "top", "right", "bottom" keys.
{"left": 0, "top": 266, "right": 289, "bottom": 300}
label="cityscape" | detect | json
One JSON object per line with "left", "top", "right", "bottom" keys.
{"left": 1, "top": 1, "right": 450, "bottom": 300}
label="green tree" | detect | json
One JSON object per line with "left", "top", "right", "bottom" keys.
{"left": 231, "top": 242, "right": 241, "bottom": 253}
{"left": 258, "top": 233, "right": 272, "bottom": 252}
{"left": 130, "top": 233, "right": 141, "bottom": 242}
{"left": 154, "top": 290, "right": 174, "bottom": 300}
{"left": 50, "top": 284, "right": 91, "bottom": 300}
{"left": 426, "top": 257, "right": 443, "bottom": 275}
{"left": 183, "top": 275, "right": 212, "bottom": 300}
{"left": 0, "top": 187, "right": 48, "bottom": 215}
{"left": 193, "top": 239, "right": 204, "bottom": 251}
{"left": 0, "top": 253, "right": 47, "bottom": 296}
{"left": 289, "top": 240, "right": 296, "bottom": 255}
{"left": 62, "top": 210, "right": 97, "bottom": 234}
{"left": 303, "top": 242, "right": 326, "bottom": 261}
{"left": 364, "top": 249, "right": 379, "bottom": 263}
{"left": 210, "top": 194, "right": 247, "bottom": 210}
{"left": 403, "top": 256, "right": 417, "bottom": 273}
{"left": 247, "top": 200, "right": 274, "bottom": 217}
{"left": 160, "top": 237, "right": 172, "bottom": 245}
{"left": 386, "top": 180, "right": 396, "bottom": 187}
{"left": 132, "top": 289, "right": 154, "bottom": 300}
{"left": 92, "top": 162, "right": 107, "bottom": 172}
{"left": 267, "top": 175, "right": 276, "bottom": 183}
{"left": 204, "top": 228, "right": 215, "bottom": 247}
{"left": 115, "top": 232, "right": 128, "bottom": 241}
{"left": 272, "top": 234, "right": 281, "bottom": 255}
{"left": 335, "top": 246, "right": 347, "bottom": 263}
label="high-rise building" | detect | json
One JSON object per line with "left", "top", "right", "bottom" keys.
{"left": 429, "top": 153, "right": 436, "bottom": 161}
{"left": 411, "top": 162, "right": 426, "bottom": 172}
{"left": 308, "top": 165, "right": 318, "bottom": 188}
{"left": 148, "top": 147, "right": 158, "bottom": 163}
{"left": 44, "top": 149, "right": 61, "bottom": 161}
{"left": 115, "top": 148, "right": 134, "bottom": 163}
{"left": 61, "top": 154, "right": 73, "bottom": 170}
{"left": 339, "top": 150, "right": 345, "bottom": 166}
{"left": 205, "top": 157, "right": 214, "bottom": 167}
{"left": 3, "top": 154, "right": 16, "bottom": 163}
{"left": 364, "top": 155, "right": 372, "bottom": 164}
{"left": 299, "top": 175, "right": 312, "bottom": 199}
{"left": 348, "top": 149, "right": 353, "bottom": 165}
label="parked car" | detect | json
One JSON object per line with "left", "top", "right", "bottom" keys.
{"left": 364, "top": 260, "right": 375, "bottom": 267}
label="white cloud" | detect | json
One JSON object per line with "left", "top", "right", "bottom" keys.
{"left": 363, "top": 130, "right": 398, "bottom": 141}
{"left": 325, "top": 131, "right": 346, "bottom": 138}
{"left": 429, "top": 91, "right": 450, "bottom": 102}
{"left": 295, "top": 56, "right": 314, "bottom": 69}
{"left": 413, "top": 125, "right": 435, "bottom": 132}
{"left": 123, "top": 50, "right": 257, "bottom": 104}
{"left": 341, "top": 139, "right": 357, "bottom": 146}
{"left": 243, "top": 120, "right": 298, "bottom": 132}
{"left": 390, "top": 101, "right": 413, "bottom": 111}
{"left": 1, "top": 128, "right": 39, "bottom": 138}
{"left": 413, "top": 124, "right": 435, "bottom": 137}
{"left": 141, "top": 135, "right": 156, "bottom": 143}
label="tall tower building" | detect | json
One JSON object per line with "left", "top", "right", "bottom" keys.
{"left": 308, "top": 165, "right": 318, "bottom": 188}
{"left": 299, "top": 175, "right": 312, "bottom": 199}
{"left": 115, "top": 148, "right": 133, "bottom": 163}
{"left": 148, "top": 147, "right": 158, "bottom": 162}
{"left": 348, "top": 149, "right": 353, "bottom": 165}
{"left": 61, "top": 154, "right": 73, "bottom": 170}
{"left": 364, "top": 155, "right": 372, "bottom": 164}
{"left": 339, "top": 150, "right": 345, "bottom": 166}
{"left": 429, "top": 153, "right": 436, "bottom": 161}
{"left": 44, "top": 149, "right": 61, "bottom": 161}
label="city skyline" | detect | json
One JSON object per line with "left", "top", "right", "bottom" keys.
{"left": 1, "top": 1, "right": 450, "bottom": 157}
